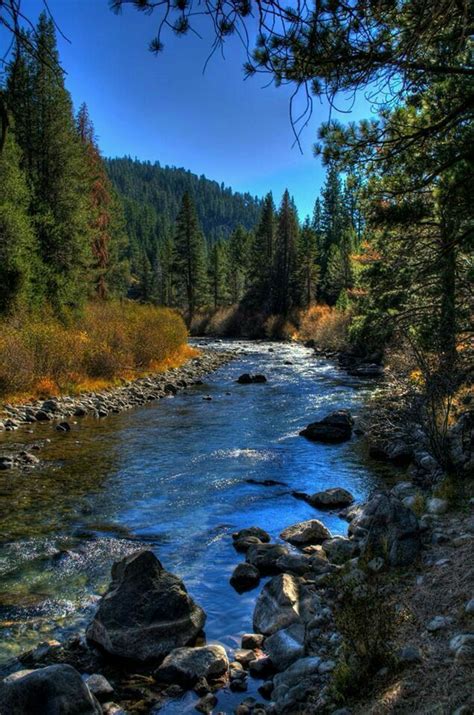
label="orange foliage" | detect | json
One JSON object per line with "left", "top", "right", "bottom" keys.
{"left": 296, "top": 304, "right": 351, "bottom": 351}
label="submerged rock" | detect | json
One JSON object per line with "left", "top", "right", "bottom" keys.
{"left": 300, "top": 410, "right": 354, "bottom": 443}
{"left": 230, "top": 563, "right": 261, "bottom": 592}
{"left": 0, "top": 664, "right": 101, "bottom": 714}
{"left": 86, "top": 550, "right": 205, "bottom": 662}
{"left": 237, "top": 374, "right": 267, "bottom": 384}
{"left": 155, "top": 645, "right": 228, "bottom": 687}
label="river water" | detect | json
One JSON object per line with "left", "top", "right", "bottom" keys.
{"left": 0, "top": 340, "right": 389, "bottom": 710}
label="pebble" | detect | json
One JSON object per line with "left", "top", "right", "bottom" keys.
{"left": 465, "top": 598, "right": 474, "bottom": 614}
{"left": 426, "top": 616, "right": 451, "bottom": 632}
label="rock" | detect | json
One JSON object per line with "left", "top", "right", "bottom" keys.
{"left": 465, "top": 598, "right": 474, "bottom": 614}
{"left": 449, "top": 633, "right": 474, "bottom": 653}
{"left": 155, "top": 645, "right": 228, "bottom": 686}
{"left": 448, "top": 411, "right": 474, "bottom": 474}
{"left": 246, "top": 478, "right": 287, "bottom": 487}
{"left": 299, "top": 410, "right": 354, "bottom": 443}
{"left": 233, "top": 527, "right": 271, "bottom": 543}
{"left": 84, "top": 673, "right": 114, "bottom": 701}
{"left": 194, "top": 676, "right": 211, "bottom": 695}
{"left": 241, "top": 633, "right": 264, "bottom": 650}
{"left": 280, "top": 519, "right": 331, "bottom": 547}
{"left": 234, "top": 649, "right": 256, "bottom": 667}
{"left": 426, "top": 615, "right": 451, "bottom": 632}
{"left": 308, "top": 488, "right": 354, "bottom": 509}
{"left": 427, "top": 497, "right": 448, "bottom": 515}
{"left": 0, "top": 456, "right": 14, "bottom": 470}
{"left": 230, "top": 563, "right": 260, "bottom": 592}
{"left": 74, "top": 406, "right": 87, "bottom": 417}
{"left": 271, "top": 657, "right": 322, "bottom": 713}
{"left": 0, "top": 664, "right": 101, "bottom": 714}
{"left": 351, "top": 493, "right": 421, "bottom": 567}
{"left": 322, "top": 536, "right": 357, "bottom": 564}
{"left": 233, "top": 536, "right": 264, "bottom": 553}
{"left": 246, "top": 543, "right": 289, "bottom": 575}
{"left": 455, "top": 642, "right": 474, "bottom": 664}
{"left": 398, "top": 645, "right": 423, "bottom": 664}
{"left": 35, "top": 409, "right": 51, "bottom": 421}
{"left": 264, "top": 623, "right": 305, "bottom": 671}
{"left": 102, "top": 703, "right": 126, "bottom": 715}
{"left": 348, "top": 363, "right": 384, "bottom": 378}
{"left": 56, "top": 421, "right": 71, "bottom": 432}
{"left": 253, "top": 574, "right": 301, "bottom": 635}
{"left": 258, "top": 680, "right": 274, "bottom": 699}
{"left": 248, "top": 656, "right": 274, "bottom": 678}
{"left": 318, "top": 659, "right": 336, "bottom": 673}
{"left": 237, "top": 374, "right": 267, "bottom": 384}
{"left": 195, "top": 692, "right": 217, "bottom": 713}
{"left": 86, "top": 550, "right": 205, "bottom": 662}
{"left": 252, "top": 374, "right": 267, "bottom": 383}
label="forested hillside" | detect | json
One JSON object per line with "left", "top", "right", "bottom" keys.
{"left": 106, "top": 157, "right": 262, "bottom": 290}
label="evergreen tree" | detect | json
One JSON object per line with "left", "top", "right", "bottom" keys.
{"left": 319, "top": 165, "right": 345, "bottom": 291}
{"left": 273, "top": 190, "right": 300, "bottom": 314}
{"left": 157, "top": 233, "right": 175, "bottom": 306}
{"left": 208, "top": 240, "right": 230, "bottom": 309}
{"left": 249, "top": 192, "right": 276, "bottom": 307}
{"left": 0, "top": 128, "right": 38, "bottom": 313}
{"left": 174, "top": 192, "right": 207, "bottom": 324}
{"left": 228, "top": 224, "right": 251, "bottom": 304}
{"left": 7, "top": 14, "right": 92, "bottom": 313}
{"left": 298, "top": 217, "right": 319, "bottom": 308}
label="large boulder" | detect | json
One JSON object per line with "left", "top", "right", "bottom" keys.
{"left": 308, "top": 487, "right": 354, "bottom": 509}
{"left": 154, "top": 645, "right": 228, "bottom": 687}
{"left": 299, "top": 410, "right": 354, "bottom": 443}
{"left": 264, "top": 623, "right": 305, "bottom": 671}
{"left": 253, "top": 574, "right": 301, "bottom": 635}
{"left": 230, "top": 563, "right": 260, "bottom": 592}
{"left": 86, "top": 550, "right": 205, "bottom": 662}
{"left": 351, "top": 493, "right": 421, "bottom": 567}
{"left": 0, "top": 664, "right": 101, "bottom": 714}
{"left": 322, "top": 536, "right": 358, "bottom": 564}
{"left": 271, "top": 656, "right": 322, "bottom": 713}
{"left": 280, "top": 519, "right": 331, "bottom": 547}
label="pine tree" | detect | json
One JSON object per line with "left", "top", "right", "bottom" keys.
{"left": 208, "top": 240, "right": 230, "bottom": 309}
{"left": 228, "top": 224, "right": 251, "bottom": 304}
{"left": 250, "top": 192, "right": 276, "bottom": 307}
{"left": 0, "top": 128, "right": 38, "bottom": 313}
{"left": 7, "top": 14, "right": 92, "bottom": 313}
{"left": 273, "top": 190, "right": 300, "bottom": 315}
{"left": 319, "top": 165, "right": 345, "bottom": 286}
{"left": 174, "top": 192, "right": 207, "bottom": 324}
{"left": 298, "top": 217, "right": 319, "bottom": 308}
{"left": 76, "top": 103, "right": 128, "bottom": 299}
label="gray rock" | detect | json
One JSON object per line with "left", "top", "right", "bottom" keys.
{"left": 232, "top": 527, "right": 271, "bottom": 543}
{"left": 195, "top": 692, "right": 217, "bottom": 713}
{"left": 155, "top": 645, "right": 228, "bottom": 686}
{"left": 35, "top": 409, "right": 51, "bottom": 421}
{"left": 308, "top": 488, "right": 354, "bottom": 508}
{"left": 427, "top": 497, "right": 448, "bottom": 515}
{"left": 398, "top": 645, "right": 423, "bottom": 664}
{"left": 426, "top": 615, "right": 451, "bottom": 632}
{"left": 300, "top": 410, "right": 354, "bottom": 443}
{"left": 230, "top": 563, "right": 260, "bottom": 592}
{"left": 86, "top": 550, "right": 205, "bottom": 662}
{"left": 233, "top": 535, "right": 264, "bottom": 553}
{"left": 234, "top": 649, "right": 256, "bottom": 667}
{"left": 271, "top": 656, "right": 322, "bottom": 713}
{"left": 449, "top": 633, "right": 474, "bottom": 653}
{"left": 448, "top": 411, "right": 474, "bottom": 474}
{"left": 352, "top": 492, "right": 421, "bottom": 567}
{"left": 0, "top": 456, "right": 14, "bottom": 470}
{"left": 280, "top": 519, "right": 331, "bottom": 547}
{"left": 0, "top": 664, "right": 101, "bottom": 714}
{"left": 264, "top": 623, "right": 305, "bottom": 671}
{"left": 253, "top": 574, "right": 301, "bottom": 635}
{"left": 246, "top": 543, "right": 289, "bottom": 575}
{"left": 241, "top": 633, "right": 264, "bottom": 650}
{"left": 322, "top": 536, "right": 357, "bottom": 564}
{"left": 84, "top": 674, "right": 114, "bottom": 701}
{"left": 465, "top": 598, "right": 474, "bottom": 614}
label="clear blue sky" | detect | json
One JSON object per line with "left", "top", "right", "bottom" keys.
{"left": 5, "top": 0, "right": 371, "bottom": 218}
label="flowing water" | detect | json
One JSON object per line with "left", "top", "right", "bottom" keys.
{"left": 0, "top": 340, "right": 389, "bottom": 711}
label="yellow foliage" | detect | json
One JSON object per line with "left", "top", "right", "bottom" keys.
{"left": 0, "top": 302, "right": 189, "bottom": 400}
{"left": 296, "top": 304, "right": 351, "bottom": 351}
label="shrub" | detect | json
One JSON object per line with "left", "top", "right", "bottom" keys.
{"left": 297, "top": 304, "right": 351, "bottom": 351}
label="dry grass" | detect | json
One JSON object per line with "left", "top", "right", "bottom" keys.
{"left": 296, "top": 304, "right": 351, "bottom": 351}
{"left": 0, "top": 302, "right": 190, "bottom": 401}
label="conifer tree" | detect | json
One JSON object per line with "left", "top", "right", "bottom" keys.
{"left": 208, "top": 240, "right": 230, "bottom": 309}
{"left": 0, "top": 129, "right": 38, "bottom": 313}
{"left": 298, "top": 217, "right": 319, "bottom": 308}
{"left": 319, "top": 165, "right": 345, "bottom": 289}
{"left": 250, "top": 192, "right": 276, "bottom": 306}
{"left": 7, "top": 14, "right": 92, "bottom": 313}
{"left": 174, "top": 192, "right": 207, "bottom": 324}
{"left": 273, "top": 190, "right": 300, "bottom": 314}
{"left": 228, "top": 224, "right": 251, "bottom": 304}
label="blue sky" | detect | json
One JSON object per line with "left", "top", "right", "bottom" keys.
{"left": 5, "top": 0, "right": 371, "bottom": 218}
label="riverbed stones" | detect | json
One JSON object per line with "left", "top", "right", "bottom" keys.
{"left": 280, "top": 519, "right": 331, "bottom": 547}
{"left": 308, "top": 488, "right": 354, "bottom": 509}
{"left": 241, "top": 633, "right": 264, "bottom": 650}
{"left": 233, "top": 527, "right": 271, "bottom": 543}
{"left": 246, "top": 543, "right": 289, "bottom": 575}
{"left": 84, "top": 674, "right": 114, "bottom": 701}
{"left": 253, "top": 574, "right": 301, "bottom": 635}
{"left": 264, "top": 623, "right": 305, "bottom": 671}
{"left": 271, "top": 656, "right": 322, "bottom": 713}
{"left": 322, "top": 536, "right": 358, "bottom": 564}
{"left": 350, "top": 492, "right": 421, "bottom": 567}
{"left": 86, "top": 550, "right": 206, "bottom": 662}
{"left": 299, "top": 410, "right": 354, "bottom": 443}
{"left": 233, "top": 536, "right": 265, "bottom": 553}
{"left": 0, "top": 664, "right": 102, "bottom": 714}
{"left": 154, "top": 645, "right": 228, "bottom": 686}
{"left": 237, "top": 374, "right": 267, "bottom": 384}
{"left": 230, "top": 563, "right": 261, "bottom": 592}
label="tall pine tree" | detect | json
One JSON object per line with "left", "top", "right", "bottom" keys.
{"left": 174, "top": 192, "right": 207, "bottom": 324}
{"left": 273, "top": 190, "right": 300, "bottom": 315}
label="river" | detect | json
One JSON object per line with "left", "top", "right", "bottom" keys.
{"left": 0, "top": 339, "right": 389, "bottom": 711}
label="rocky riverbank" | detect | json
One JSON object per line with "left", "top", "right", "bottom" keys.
{"left": 0, "top": 348, "right": 233, "bottom": 469}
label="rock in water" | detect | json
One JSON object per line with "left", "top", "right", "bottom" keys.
{"left": 155, "top": 645, "right": 228, "bottom": 687}
{"left": 308, "top": 487, "right": 354, "bottom": 508}
{"left": 280, "top": 519, "right": 331, "bottom": 547}
{"left": 86, "top": 550, "right": 205, "bottom": 662}
{"left": 299, "top": 410, "right": 354, "bottom": 443}
{"left": 0, "top": 664, "right": 101, "bottom": 714}
{"left": 253, "top": 574, "right": 301, "bottom": 635}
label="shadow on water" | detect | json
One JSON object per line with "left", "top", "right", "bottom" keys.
{"left": 0, "top": 339, "right": 395, "bottom": 708}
